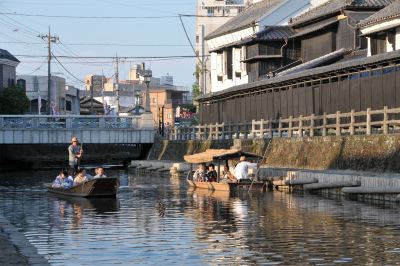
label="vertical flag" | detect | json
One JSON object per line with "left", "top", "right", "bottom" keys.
{"left": 51, "top": 100, "right": 60, "bottom": 121}
{"left": 102, "top": 92, "right": 111, "bottom": 115}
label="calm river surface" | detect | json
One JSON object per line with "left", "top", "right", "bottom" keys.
{"left": 1, "top": 168, "right": 400, "bottom": 265}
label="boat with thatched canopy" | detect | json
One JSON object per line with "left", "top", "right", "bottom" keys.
{"left": 184, "top": 149, "right": 264, "bottom": 192}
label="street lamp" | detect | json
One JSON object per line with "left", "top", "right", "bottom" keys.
{"left": 135, "top": 89, "right": 141, "bottom": 115}
{"left": 143, "top": 73, "right": 152, "bottom": 113}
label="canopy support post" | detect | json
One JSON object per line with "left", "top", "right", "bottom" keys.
{"left": 217, "top": 160, "right": 221, "bottom": 183}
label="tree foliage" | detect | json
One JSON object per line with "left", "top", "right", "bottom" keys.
{"left": 0, "top": 86, "right": 30, "bottom": 114}
{"left": 192, "top": 64, "right": 206, "bottom": 99}
{"left": 179, "top": 104, "right": 197, "bottom": 113}
{"left": 191, "top": 81, "right": 202, "bottom": 99}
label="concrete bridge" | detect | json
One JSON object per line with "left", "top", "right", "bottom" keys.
{"left": 0, "top": 114, "right": 156, "bottom": 169}
{"left": 0, "top": 114, "right": 156, "bottom": 144}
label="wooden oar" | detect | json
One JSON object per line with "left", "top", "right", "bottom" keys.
{"left": 78, "top": 141, "right": 83, "bottom": 170}
{"left": 248, "top": 138, "right": 272, "bottom": 194}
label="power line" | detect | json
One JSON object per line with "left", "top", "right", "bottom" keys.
{"left": 0, "top": 12, "right": 209, "bottom": 19}
{"left": 51, "top": 52, "right": 85, "bottom": 83}
{"left": 15, "top": 55, "right": 203, "bottom": 59}
{"left": 0, "top": 41, "right": 190, "bottom": 47}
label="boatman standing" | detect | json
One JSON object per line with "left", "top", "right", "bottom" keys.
{"left": 68, "top": 137, "right": 83, "bottom": 171}
{"left": 233, "top": 156, "right": 258, "bottom": 181}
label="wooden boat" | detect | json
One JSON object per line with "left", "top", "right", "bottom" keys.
{"left": 44, "top": 177, "right": 120, "bottom": 197}
{"left": 184, "top": 149, "right": 264, "bottom": 193}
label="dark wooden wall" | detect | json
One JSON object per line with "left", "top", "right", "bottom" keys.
{"left": 199, "top": 66, "right": 400, "bottom": 125}
{"left": 301, "top": 29, "right": 336, "bottom": 62}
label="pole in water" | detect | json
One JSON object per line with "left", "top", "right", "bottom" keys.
{"left": 248, "top": 139, "right": 272, "bottom": 194}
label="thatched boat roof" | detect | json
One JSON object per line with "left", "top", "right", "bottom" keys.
{"left": 184, "top": 149, "right": 263, "bottom": 164}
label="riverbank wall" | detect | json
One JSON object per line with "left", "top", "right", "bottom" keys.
{"left": 0, "top": 143, "right": 151, "bottom": 171}
{"left": 144, "top": 133, "right": 400, "bottom": 201}
{"left": 149, "top": 134, "right": 400, "bottom": 172}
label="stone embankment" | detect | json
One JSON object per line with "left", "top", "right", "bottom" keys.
{"left": 142, "top": 133, "right": 400, "bottom": 202}
{"left": 0, "top": 143, "right": 149, "bottom": 170}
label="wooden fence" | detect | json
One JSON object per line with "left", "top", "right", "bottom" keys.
{"left": 167, "top": 106, "right": 400, "bottom": 140}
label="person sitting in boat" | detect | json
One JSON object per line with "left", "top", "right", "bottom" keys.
{"left": 193, "top": 163, "right": 204, "bottom": 182}
{"left": 73, "top": 169, "right": 88, "bottom": 186}
{"left": 232, "top": 156, "right": 259, "bottom": 182}
{"left": 52, "top": 170, "right": 68, "bottom": 187}
{"left": 81, "top": 168, "right": 93, "bottom": 180}
{"left": 94, "top": 167, "right": 107, "bottom": 178}
{"left": 220, "top": 166, "right": 235, "bottom": 184}
{"left": 64, "top": 168, "right": 76, "bottom": 188}
{"left": 206, "top": 163, "right": 217, "bottom": 182}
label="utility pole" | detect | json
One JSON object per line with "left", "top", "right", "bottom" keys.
{"left": 90, "top": 75, "right": 94, "bottom": 115}
{"left": 115, "top": 53, "right": 119, "bottom": 115}
{"left": 38, "top": 27, "right": 58, "bottom": 115}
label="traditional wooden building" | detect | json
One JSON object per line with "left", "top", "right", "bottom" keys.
{"left": 288, "top": 0, "right": 392, "bottom": 62}
{"left": 205, "top": 0, "right": 330, "bottom": 93}
{"left": 238, "top": 26, "right": 301, "bottom": 82}
{"left": 80, "top": 96, "right": 108, "bottom": 115}
{"left": 358, "top": 0, "right": 400, "bottom": 56}
{"left": 197, "top": 49, "right": 400, "bottom": 125}
{"left": 197, "top": 0, "right": 394, "bottom": 125}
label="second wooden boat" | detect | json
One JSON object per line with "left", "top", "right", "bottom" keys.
{"left": 184, "top": 149, "right": 264, "bottom": 192}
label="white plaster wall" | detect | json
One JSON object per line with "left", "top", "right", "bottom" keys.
{"left": 207, "top": 0, "right": 330, "bottom": 93}
{"left": 396, "top": 27, "right": 400, "bottom": 50}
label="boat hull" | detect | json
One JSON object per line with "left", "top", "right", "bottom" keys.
{"left": 187, "top": 179, "right": 263, "bottom": 192}
{"left": 44, "top": 177, "right": 120, "bottom": 197}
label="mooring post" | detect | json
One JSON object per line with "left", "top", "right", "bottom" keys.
{"left": 383, "top": 106, "right": 388, "bottom": 135}
{"left": 336, "top": 111, "right": 341, "bottom": 136}
{"left": 367, "top": 108, "right": 371, "bottom": 135}
{"left": 350, "top": 109, "right": 355, "bottom": 135}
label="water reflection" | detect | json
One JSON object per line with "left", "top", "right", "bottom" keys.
{"left": 1, "top": 169, "right": 400, "bottom": 265}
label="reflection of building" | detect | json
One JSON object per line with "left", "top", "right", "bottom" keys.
{"left": 17, "top": 75, "right": 80, "bottom": 115}
{"left": 0, "top": 49, "right": 19, "bottom": 91}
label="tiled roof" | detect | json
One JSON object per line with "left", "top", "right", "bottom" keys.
{"left": 0, "top": 49, "right": 19, "bottom": 62}
{"left": 334, "top": 49, "right": 368, "bottom": 63}
{"left": 204, "top": 0, "right": 283, "bottom": 40}
{"left": 290, "top": 0, "right": 393, "bottom": 27}
{"left": 290, "top": 19, "right": 339, "bottom": 38}
{"left": 238, "top": 26, "right": 296, "bottom": 45}
{"left": 358, "top": 0, "right": 400, "bottom": 26}
{"left": 196, "top": 48, "right": 400, "bottom": 101}
{"left": 344, "top": 10, "right": 377, "bottom": 22}
{"left": 274, "top": 48, "right": 353, "bottom": 77}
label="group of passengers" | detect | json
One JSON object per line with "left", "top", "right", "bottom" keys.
{"left": 52, "top": 167, "right": 107, "bottom": 188}
{"left": 192, "top": 156, "right": 258, "bottom": 183}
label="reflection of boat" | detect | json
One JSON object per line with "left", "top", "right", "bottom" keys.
{"left": 184, "top": 149, "right": 264, "bottom": 192}
{"left": 44, "top": 177, "right": 120, "bottom": 197}
{"left": 188, "top": 187, "right": 231, "bottom": 201}
{"left": 46, "top": 193, "right": 121, "bottom": 214}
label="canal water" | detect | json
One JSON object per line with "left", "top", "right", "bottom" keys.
{"left": 1, "top": 168, "right": 400, "bottom": 265}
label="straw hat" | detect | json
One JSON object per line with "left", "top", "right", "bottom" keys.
{"left": 240, "top": 156, "right": 246, "bottom": 161}
{"left": 71, "top": 137, "right": 79, "bottom": 143}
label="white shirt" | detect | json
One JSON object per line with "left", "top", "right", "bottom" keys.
{"left": 233, "top": 161, "right": 258, "bottom": 180}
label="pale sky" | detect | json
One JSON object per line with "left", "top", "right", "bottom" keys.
{"left": 0, "top": 0, "right": 197, "bottom": 89}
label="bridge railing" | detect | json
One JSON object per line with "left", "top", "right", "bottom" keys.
{"left": 167, "top": 106, "right": 400, "bottom": 140}
{"left": 0, "top": 115, "right": 142, "bottom": 130}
